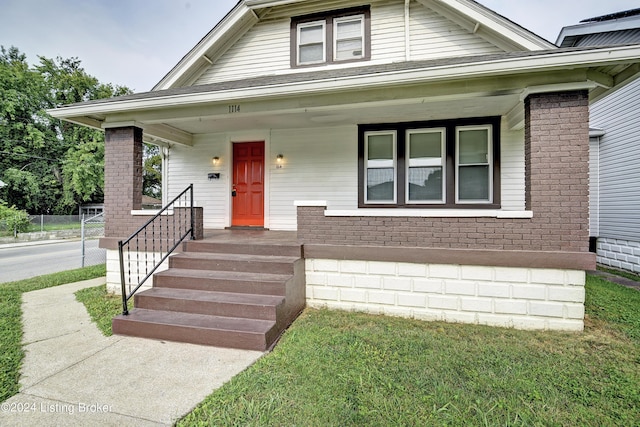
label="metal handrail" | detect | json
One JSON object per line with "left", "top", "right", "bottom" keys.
{"left": 118, "top": 184, "right": 194, "bottom": 315}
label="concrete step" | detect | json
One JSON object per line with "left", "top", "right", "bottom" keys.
{"left": 134, "top": 287, "right": 285, "bottom": 320}
{"left": 112, "top": 309, "right": 279, "bottom": 351}
{"left": 184, "top": 240, "right": 302, "bottom": 257}
{"left": 153, "top": 268, "right": 290, "bottom": 296}
{"left": 169, "top": 252, "right": 299, "bottom": 274}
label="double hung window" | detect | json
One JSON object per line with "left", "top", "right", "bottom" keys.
{"left": 364, "top": 131, "right": 397, "bottom": 203}
{"left": 297, "top": 21, "right": 326, "bottom": 64}
{"left": 292, "top": 7, "right": 370, "bottom": 67}
{"left": 359, "top": 118, "right": 500, "bottom": 208}
{"left": 406, "top": 129, "right": 445, "bottom": 203}
{"left": 456, "top": 126, "right": 493, "bottom": 203}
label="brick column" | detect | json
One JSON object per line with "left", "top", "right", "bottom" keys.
{"left": 104, "top": 126, "right": 143, "bottom": 237}
{"left": 525, "top": 90, "right": 590, "bottom": 253}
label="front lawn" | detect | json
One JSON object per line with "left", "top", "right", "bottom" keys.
{"left": 75, "top": 284, "right": 130, "bottom": 336}
{"left": 0, "top": 265, "right": 106, "bottom": 403}
{"left": 179, "top": 274, "right": 640, "bottom": 426}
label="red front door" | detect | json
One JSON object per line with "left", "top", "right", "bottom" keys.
{"left": 232, "top": 142, "right": 265, "bottom": 227}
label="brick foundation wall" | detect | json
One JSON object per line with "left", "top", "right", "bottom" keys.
{"left": 298, "top": 91, "right": 591, "bottom": 255}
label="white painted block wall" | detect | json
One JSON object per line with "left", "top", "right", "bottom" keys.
{"left": 597, "top": 238, "right": 640, "bottom": 274}
{"left": 105, "top": 249, "right": 169, "bottom": 295}
{"left": 306, "top": 259, "right": 586, "bottom": 331}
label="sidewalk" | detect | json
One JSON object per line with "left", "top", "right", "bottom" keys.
{"left": 0, "top": 278, "right": 263, "bottom": 426}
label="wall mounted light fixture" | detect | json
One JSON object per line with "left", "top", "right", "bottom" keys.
{"left": 212, "top": 156, "right": 220, "bottom": 166}
{"left": 276, "top": 154, "right": 284, "bottom": 169}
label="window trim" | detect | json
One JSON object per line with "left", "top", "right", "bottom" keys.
{"left": 333, "top": 14, "right": 366, "bottom": 62}
{"left": 358, "top": 117, "right": 501, "bottom": 209}
{"left": 455, "top": 125, "right": 493, "bottom": 204}
{"left": 405, "top": 128, "right": 446, "bottom": 205}
{"left": 364, "top": 130, "right": 397, "bottom": 204}
{"left": 297, "top": 20, "right": 326, "bottom": 65}
{"left": 291, "top": 6, "right": 371, "bottom": 68}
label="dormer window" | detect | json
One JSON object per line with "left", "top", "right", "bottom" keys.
{"left": 298, "top": 21, "right": 326, "bottom": 64}
{"left": 292, "top": 7, "right": 371, "bottom": 68}
{"left": 334, "top": 15, "right": 365, "bottom": 61}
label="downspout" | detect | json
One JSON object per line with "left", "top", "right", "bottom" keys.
{"left": 162, "top": 146, "right": 170, "bottom": 206}
{"left": 405, "top": 0, "right": 411, "bottom": 61}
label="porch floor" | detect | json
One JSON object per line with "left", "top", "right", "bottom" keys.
{"left": 201, "top": 229, "right": 300, "bottom": 245}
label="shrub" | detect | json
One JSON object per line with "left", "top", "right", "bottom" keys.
{"left": 0, "top": 201, "right": 30, "bottom": 234}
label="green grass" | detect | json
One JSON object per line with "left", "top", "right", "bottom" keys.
{"left": 587, "top": 274, "right": 640, "bottom": 341}
{"left": 0, "top": 265, "right": 106, "bottom": 403}
{"left": 598, "top": 265, "right": 640, "bottom": 283}
{"left": 75, "top": 284, "right": 129, "bottom": 336}
{"left": 26, "top": 222, "right": 82, "bottom": 233}
{"left": 178, "top": 275, "right": 640, "bottom": 427}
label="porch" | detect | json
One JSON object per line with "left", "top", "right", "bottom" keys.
{"left": 201, "top": 228, "right": 299, "bottom": 245}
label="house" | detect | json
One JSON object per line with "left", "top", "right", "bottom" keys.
{"left": 557, "top": 9, "right": 640, "bottom": 275}
{"left": 49, "top": 0, "right": 640, "bottom": 349}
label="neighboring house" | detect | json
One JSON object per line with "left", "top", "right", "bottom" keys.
{"left": 49, "top": 0, "right": 640, "bottom": 339}
{"left": 558, "top": 9, "right": 640, "bottom": 275}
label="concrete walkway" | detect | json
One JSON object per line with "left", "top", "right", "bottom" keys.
{"left": 0, "top": 278, "right": 263, "bottom": 426}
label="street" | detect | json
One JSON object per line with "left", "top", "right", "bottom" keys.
{"left": 0, "top": 240, "right": 104, "bottom": 283}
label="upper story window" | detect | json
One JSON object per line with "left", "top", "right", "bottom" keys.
{"left": 359, "top": 117, "right": 501, "bottom": 209}
{"left": 292, "top": 7, "right": 371, "bottom": 68}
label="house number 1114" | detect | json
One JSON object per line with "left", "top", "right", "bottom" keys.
{"left": 228, "top": 105, "right": 241, "bottom": 113}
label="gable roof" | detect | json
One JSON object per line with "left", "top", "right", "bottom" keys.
{"left": 557, "top": 8, "right": 640, "bottom": 47}
{"left": 154, "top": 0, "right": 555, "bottom": 91}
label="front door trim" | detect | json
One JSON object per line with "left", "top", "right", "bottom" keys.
{"left": 231, "top": 141, "right": 265, "bottom": 227}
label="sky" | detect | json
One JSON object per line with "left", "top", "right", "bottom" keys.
{"left": 0, "top": 0, "right": 638, "bottom": 93}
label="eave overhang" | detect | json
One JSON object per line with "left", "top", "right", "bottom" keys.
{"left": 50, "top": 45, "right": 640, "bottom": 114}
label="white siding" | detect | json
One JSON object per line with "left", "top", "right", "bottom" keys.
{"left": 194, "top": 0, "right": 504, "bottom": 86}
{"left": 500, "top": 121, "right": 525, "bottom": 211}
{"left": 589, "top": 136, "right": 600, "bottom": 236}
{"left": 408, "top": 1, "right": 503, "bottom": 61}
{"left": 269, "top": 126, "right": 359, "bottom": 230}
{"left": 167, "top": 134, "right": 231, "bottom": 229}
{"left": 590, "top": 78, "right": 640, "bottom": 242}
{"left": 370, "top": 1, "right": 406, "bottom": 62}
{"left": 195, "top": 18, "right": 290, "bottom": 85}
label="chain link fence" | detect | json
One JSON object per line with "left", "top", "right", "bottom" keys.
{"left": 0, "top": 219, "right": 9, "bottom": 236}
{"left": 28, "top": 214, "right": 81, "bottom": 232}
{"left": 81, "top": 212, "right": 106, "bottom": 267}
{"left": 0, "top": 213, "right": 106, "bottom": 268}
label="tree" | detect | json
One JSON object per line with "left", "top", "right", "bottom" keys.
{"left": 62, "top": 139, "right": 104, "bottom": 205}
{"left": 0, "top": 46, "right": 131, "bottom": 214}
{"left": 0, "top": 46, "right": 58, "bottom": 212}
{"left": 143, "top": 143, "right": 162, "bottom": 200}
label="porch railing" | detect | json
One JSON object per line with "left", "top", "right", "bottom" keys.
{"left": 118, "top": 184, "right": 195, "bottom": 315}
